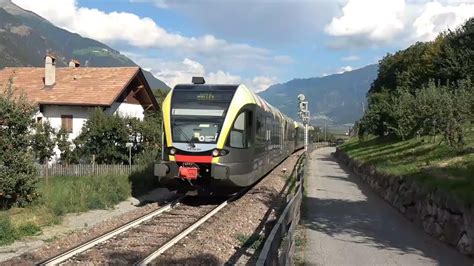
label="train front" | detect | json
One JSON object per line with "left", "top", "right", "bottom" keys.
{"left": 155, "top": 80, "right": 253, "bottom": 194}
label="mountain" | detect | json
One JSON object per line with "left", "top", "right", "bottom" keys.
{"left": 259, "top": 64, "right": 378, "bottom": 125}
{"left": 0, "top": 0, "right": 169, "bottom": 90}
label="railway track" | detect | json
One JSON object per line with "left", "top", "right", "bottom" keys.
{"left": 38, "top": 194, "right": 236, "bottom": 265}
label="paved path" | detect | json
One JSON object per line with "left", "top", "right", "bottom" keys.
{"left": 303, "top": 147, "right": 473, "bottom": 266}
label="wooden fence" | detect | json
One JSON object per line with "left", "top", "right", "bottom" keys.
{"left": 37, "top": 164, "right": 142, "bottom": 178}
{"left": 257, "top": 153, "right": 306, "bottom": 266}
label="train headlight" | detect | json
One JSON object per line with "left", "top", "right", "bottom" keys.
{"left": 169, "top": 147, "right": 176, "bottom": 155}
{"left": 212, "top": 149, "right": 228, "bottom": 157}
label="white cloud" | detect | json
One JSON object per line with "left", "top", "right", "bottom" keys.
{"left": 250, "top": 76, "right": 278, "bottom": 92}
{"left": 412, "top": 1, "right": 474, "bottom": 41}
{"left": 12, "top": 0, "right": 270, "bottom": 56}
{"left": 132, "top": 57, "right": 277, "bottom": 91}
{"left": 134, "top": 0, "right": 343, "bottom": 44}
{"left": 325, "top": 0, "right": 406, "bottom": 42}
{"left": 337, "top": 66, "right": 353, "bottom": 73}
{"left": 12, "top": 0, "right": 292, "bottom": 87}
{"left": 325, "top": 0, "right": 474, "bottom": 47}
{"left": 341, "top": 55, "right": 360, "bottom": 61}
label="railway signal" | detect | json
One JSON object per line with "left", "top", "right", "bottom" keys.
{"left": 297, "top": 94, "right": 310, "bottom": 154}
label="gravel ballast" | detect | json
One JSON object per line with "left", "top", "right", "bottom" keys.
{"left": 152, "top": 151, "right": 304, "bottom": 265}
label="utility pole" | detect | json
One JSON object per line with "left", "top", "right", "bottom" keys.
{"left": 324, "top": 124, "right": 327, "bottom": 143}
{"left": 126, "top": 142, "right": 133, "bottom": 168}
{"left": 298, "top": 94, "right": 310, "bottom": 155}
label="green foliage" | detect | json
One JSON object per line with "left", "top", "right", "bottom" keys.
{"left": 73, "top": 108, "right": 162, "bottom": 165}
{"left": 75, "top": 108, "right": 129, "bottom": 164}
{"left": 0, "top": 214, "right": 16, "bottom": 245}
{"left": 360, "top": 18, "right": 474, "bottom": 148}
{"left": 152, "top": 88, "right": 169, "bottom": 104}
{"left": 0, "top": 215, "right": 42, "bottom": 246}
{"left": 56, "top": 128, "right": 79, "bottom": 165}
{"left": 436, "top": 19, "right": 474, "bottom": 83}
{"left": 236, "top": 233, "right": 263, "bottom": 250}
{"left": 15, "top": 222, "right": 41, "bottom": 238}
{"left": 31, "top": 121, "right": 56, "bottom": 164}
{"left": 0, "top": 173, "right": 131, "bottom": 246}
{"left": 39, "top": 174, "right": 131, "bottom": 216}
{"left": 0, "top": 78, "right": 38, "bottom": 207}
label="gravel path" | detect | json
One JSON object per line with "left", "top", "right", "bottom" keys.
{"left": 151, "top": 151, "right": 304, "bottom": 265}
{"left": 303, "top": 147, "right": 474, "bottom": 266}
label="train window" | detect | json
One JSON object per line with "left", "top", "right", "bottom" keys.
{"left": 229, "top": 112, "right": 247, "bottom": 148}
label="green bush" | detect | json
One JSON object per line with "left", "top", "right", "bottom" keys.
{"left": 0, "top": 78, "right": 38, "bottom": 207}
{"left": 359, "top": 18, "right": 474, "bottom": 148}
{"left": 31, "top": 121, "right": 56, "bottom": 164}
{"left": 74, "top": 108, "right": 129, "bottom": 164}
{"left": 56, "top": 128, "right": 79, "bottom": 165}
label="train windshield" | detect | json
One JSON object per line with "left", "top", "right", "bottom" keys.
{"left": 171, "top": 88, "right": 236, "bottom": 144}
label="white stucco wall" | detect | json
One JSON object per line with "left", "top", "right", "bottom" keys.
{"left": 40, "top": 105, "right": 92, "bottom": 141}
{"left": 107, "top": 102, "right": 145, "bottom": 120}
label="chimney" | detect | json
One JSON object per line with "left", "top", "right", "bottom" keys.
{"left": 44, "top": 54, "right": 56, "bottom": 86}
{"left": 69, "top": 59, "right": 80, "bottom": 68}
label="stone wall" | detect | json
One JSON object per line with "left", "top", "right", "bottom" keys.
{"left": 334, "top": 148, "right": 473, "bottom": 256}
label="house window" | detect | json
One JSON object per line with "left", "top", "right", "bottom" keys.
{"left": 61, "top": 115, "right": 73, "bottom": 133}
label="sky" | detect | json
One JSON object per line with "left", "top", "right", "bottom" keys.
{"left": 12, "top": 0, "right": 474, "bottom": 91}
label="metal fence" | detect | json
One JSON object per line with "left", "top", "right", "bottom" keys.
{"left": 257, "top": 153, "right": 306, "bottom": 266}
{"left": 37, "top": 164, "right": 141, "bottom": 178}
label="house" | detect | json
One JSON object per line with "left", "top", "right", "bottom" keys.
{"left": 0, "top": 55, "right": 160, "bottom": 160}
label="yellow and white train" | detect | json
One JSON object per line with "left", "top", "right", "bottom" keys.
{"left": 155, "top": 77, "right": 313, "bottom": 194}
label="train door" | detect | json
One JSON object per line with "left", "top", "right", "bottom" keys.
{"left": 255, "top": 109, "right": 266, "bottom": 178}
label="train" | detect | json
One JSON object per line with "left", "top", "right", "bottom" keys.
{"left": 154, "top": 77, "right": 314, "bottom": 195}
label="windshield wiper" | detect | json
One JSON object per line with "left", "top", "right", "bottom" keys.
{"left": 172, "top": 124, "right": 196, "bottom": 148}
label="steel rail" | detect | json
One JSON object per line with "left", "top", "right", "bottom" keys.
{"left": 135, "top": 198, "right": 229, "bottom": 266}
{"left": 38, "top": 196, "right": 185, "bottom": 266}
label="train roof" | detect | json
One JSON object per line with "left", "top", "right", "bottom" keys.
{"left": 174, "top": 84, "right": 239, "bottom": 91}
{"left": 171, "top": 83, "right": 296, "bottom": 124}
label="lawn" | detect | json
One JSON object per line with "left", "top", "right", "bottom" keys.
{"left": 339, "top": 129, "right": 474, "bottom": 204}
{"left": 0, "top": 174, "right": 131, "bottom": 246}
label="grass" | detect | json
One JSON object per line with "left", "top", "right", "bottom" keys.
{"left": 339, "top": 128, "right": 474, "bottom": 203}
{"left": 237, "top": 233, "right": 264, "bottom": 250}
{"left": 0, "top": 174, "right": 132, "bottom": 246}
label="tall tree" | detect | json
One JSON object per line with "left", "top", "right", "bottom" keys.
{"left": 0, "top": 78, "right": 38, "bottom": 207}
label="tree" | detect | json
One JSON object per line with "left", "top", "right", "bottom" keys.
{"left": 387, "top": 89, "right": 416, "bottom": 140}
{"left": 360, "top": 18, "right": 473, "bottom": 146}
{"left": 436, "top": 18, "right": 474, "bottom": 84}
{"left": 56, "top": 128, "right": 78, "bottom": 165}
{"left": 31, "top": 121, "right": 56, "bottom": 164}
{"left": 75, "top": 108, "right": 129, "bottom": 164}
{"left": 127, "top": 112, "right": 162, "bottom": 165}
{"left": 0, "top": 78, "right": 38, "bottom": 207}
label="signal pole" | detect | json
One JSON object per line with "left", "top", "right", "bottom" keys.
{"left": 298, "top": 94, "right": 310, "bottom": 155}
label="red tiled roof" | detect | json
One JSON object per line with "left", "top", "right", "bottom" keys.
{"left": 0, "top": 67, "right": 141, "bottom": 106}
